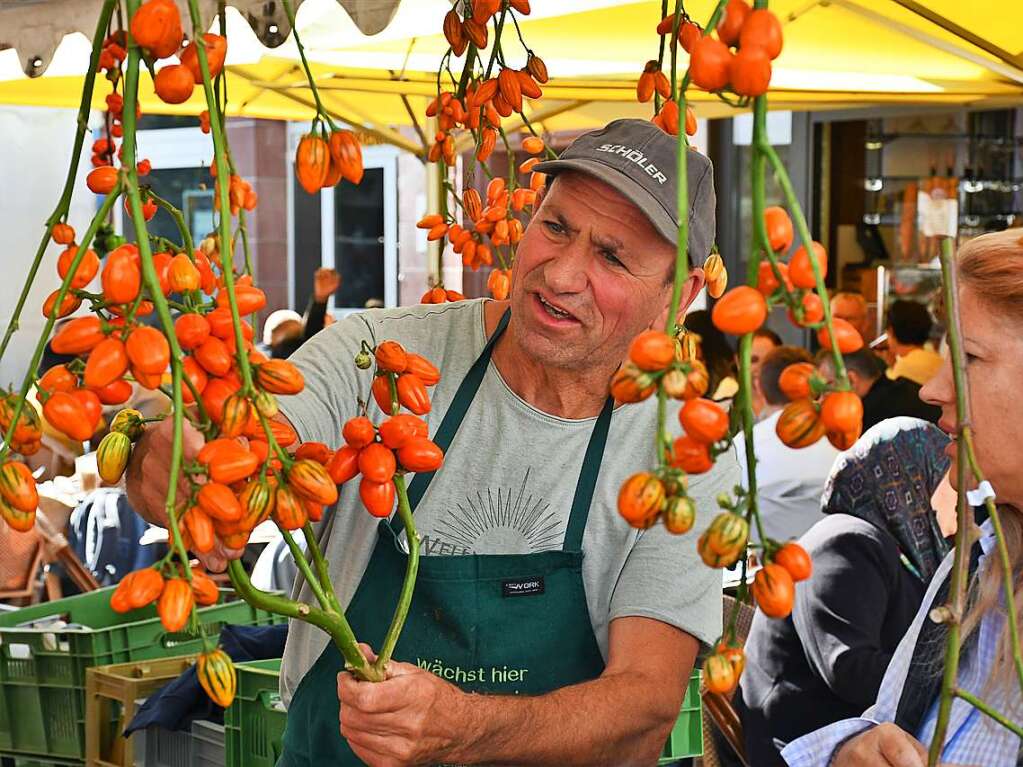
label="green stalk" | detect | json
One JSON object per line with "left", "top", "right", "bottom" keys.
{"left": 122, "top": 0, "right": 192, "bottom": 581}
{"left": 303, "top": 522, "right": 343, "bottom": 614}
{"left": 280, "top": 0, "right": 333, "bottom": 126}
{"left": 227, "top": 560, "right": 380, "bottom": 680}
{"left": 374, "top": 474, "right": 420, "bottom": 672}
{"left": 759, "top": 142, "right": 849, "bottom": 387}
{"left": 0, "top": 188, "right": 120, "bottom": 464}
{"left": 926, "top": 237, "right": 975, "bottom": 765}
{"left": 665, "top": 85, "right": 690, "bottom": 330}
{"left": 281, "top": 527, "right": 332, "bottom": 611}
{"left": 184, "top": 0, "right": 255, "bottom": 394}
{"left": 668, "top": 0, "right": 682, "bottom": 99}
{"left": 150, "top": 192, "right": 194, "bottom": 257}
{"left": 954, "top": 688, "right": 1023, "bottom": 739}
{"left": 0, "top": 0, "right": 118, "bottom": 365}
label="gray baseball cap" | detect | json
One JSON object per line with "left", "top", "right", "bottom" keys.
{"left": 533, "top": 118, "right": 716, "bottom": 266}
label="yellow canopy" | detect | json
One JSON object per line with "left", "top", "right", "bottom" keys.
{"left": 0, "top": 0, "right": 1019, "bottom": 150}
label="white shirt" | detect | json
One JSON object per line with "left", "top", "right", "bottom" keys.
{"left": 736, "top": 409, "right": 841, "bottom": 542}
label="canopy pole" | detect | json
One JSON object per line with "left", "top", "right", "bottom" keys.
{"left": 425, "top": 114, "right": 443, "bottom": 288}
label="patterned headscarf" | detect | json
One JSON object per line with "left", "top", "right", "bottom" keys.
{"left": 821, "top": 417, "right": 951, "bottom": 581}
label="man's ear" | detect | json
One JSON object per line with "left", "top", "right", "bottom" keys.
{"left": 651, "top": 268, "right": 706, "bottom": 331}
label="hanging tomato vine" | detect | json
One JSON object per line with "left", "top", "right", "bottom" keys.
{"left": 0, "top": 1, "right": 1018, "bottom": 758}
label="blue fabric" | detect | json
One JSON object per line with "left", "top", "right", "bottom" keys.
{"left": 782, "top": 521, "right": 1022, "bottom": 766}
{"left": 124, "top": 623, "right": 287, "bottom": 734}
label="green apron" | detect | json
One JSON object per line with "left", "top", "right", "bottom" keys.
{"left": 278, "top": 309, "right": 613, "bottom": 766}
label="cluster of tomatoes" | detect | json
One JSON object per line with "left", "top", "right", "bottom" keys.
{"left": 127, "top": 0, "right": 227, "bottom": 106}
{"left": 294, "top": 130, "right": 365, "bottom": 195}
{"left": 708, "top": 205, "right": 865, "bottom": 450}
{"left": 686, "top": 0, "right": 783, "bottom": 99}
{"left": 704, "top": 540, "right": 812, "bottom": 694}
{"left": 421, "top": 0, "right": 551, "bottom": 302}
{"left": 614, "top": 329, "right": 735, "bottom": 535}
{"left": 324, "top": 341, "right": 445, "bottom": 516}
{"left": 112, "top": 564, "right": 235, "bottom": 705}
{"left": 637, "top": 16, "right": 700, "bottom": 138}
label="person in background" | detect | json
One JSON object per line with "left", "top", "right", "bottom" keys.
{"left": 264, "top": 268, "right": 342, "bottom": 359}
{"left": 831, "top": 291, "right": 873, "bottom": 343}
{"left": 818, "top": 349, "right": 940, "bottom": 432}
{"left": 737, "top": 418, "right": 953, "bottom": 766}
{"left": 751, "top": 328, "right": 782, "bottom": 418}
{"left": 784, "top": 228, "right": 1023, "bottom": 767}
{"left": 884, "top": 299, "right": 942, "bottom": 385}
{"left": 737, "top": 345, "right": 840, "bottom": 541}
{"left": 684, "top": 309, "right": 738, "bottom": 402}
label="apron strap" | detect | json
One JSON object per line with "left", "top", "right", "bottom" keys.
{"left": 397, "top": 307, "right": 511, "bottom": 527}
{"left": 563, "top": 397, "right": 613, "bottom": 552}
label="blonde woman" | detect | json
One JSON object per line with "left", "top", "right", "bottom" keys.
{"left": 783, "top": 228, "right": 1023, "bottom": 766}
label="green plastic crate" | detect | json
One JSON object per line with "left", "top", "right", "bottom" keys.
{"left": 0, "top": 587, "right": 283, "bottom": 762}
{"left": 224, "top": 659, "right": 285, "bottom": 767}
{"left": 658, "top": 670, "right": 703, "bottom": 764}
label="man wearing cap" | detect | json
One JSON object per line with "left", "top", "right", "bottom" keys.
{"left": 127, "top": 119, "right": 738, "bottom": 765}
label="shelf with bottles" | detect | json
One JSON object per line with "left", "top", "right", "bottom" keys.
{"left": 862, "top": 212, "right": 1019, "bottom": 227}
{"left": 862, "top": 176, "right": 1022, "bottom": 192}
{"left": 865, "top": 133, "right": 1023, "bottom": 148}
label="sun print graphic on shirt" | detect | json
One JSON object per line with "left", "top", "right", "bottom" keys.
{"left": 427, "top": 468, "right": 565, "bottom": 554}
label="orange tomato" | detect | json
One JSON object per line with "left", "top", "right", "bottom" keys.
{"left": 359, "top": 478, "right": 396, "bottom": 518}
{"left": 377, "top": 415, "right": 428, "bottom": 450}
{"left": 740, "top": 9, "right": 783, "bottom": 59}
{"left": 327, "top": 445, "right": 360, "bottom": 485}
{"left": 175, "top": 313, "right": 211, "bottom": 350}
{"left": 711, "top": 286, "right": 767, "bottom": 336}
{"left": 375, "top": 341, "right": 408, "bottom": 374}
{"left": 679, "top": 398, "right": 729, "bottom": 444}
{"left": 610, "top": 363, "right": 657, "bottom": 404}
{"left": 397, "top": 374, "right": 431, "bottom": 415}
{"left": 756, "top": 260, "right": 791, "bottom": 296}
{"left": 778, "top": 362, "right": 816, "bottom": 401}
{"left": 43, "top": 391, "right": 93, "bottom": 441}
{"left": 820, "top": 391, "right": 863, "bottom": 436}
{"left": 57, "top": 246, "right": 100, "bottom": 289}
{"left": 773, "top": 541, "right": 812, "bottom": 582}
{"left": 689, "top": 36, "right": 733, "bottom": 92}
{"left": 51, "top": 223, "right": 75, "bottom": 245}
{"left": 168, "top": 253, "right": 201, "bottom": 292}
{"left": 183, "top": 507, "right": 215, "bottom": 553}
{"left": 294, "top": 134, "right": 330, "bottom": 194}
{"left": 0, "top": 461, "right": 38, "bottom": 513}
{"left": 51, "top": 316, "right": 105, "bottom": 355}
{"left": 255, "top": 359, "right": 304, "bottom": 395}
{"left": 197, "top": 482, "right": 243, "bottom": 523}
{"left": 273, "top": 486, "right": 308, "bottom": 531}
{"left": 207, "top": 448, "right": 259, "bottom": 485}
{"left": 357, "top": 442, "right": 397, "bottom": 483}
{"left": 789, "top": 291, "right": 824, "bottom": 328}
{"left": 180, "top": 33, "right": 227, "bottom": 83}
{"left": 87, "top": 166, "right": 119, "bottom": 195}
{"left": 628, "top": 330, "right": 676, "bottom": 372}
{"left": 753, "top": 563, "right": 795, "bottom": 618}
{"left": 130, "top": 0, "right": 183, "bottom": 59}
{"left": 42, "top": 290, "right": 81, "bottom": 320}
{"left": 294, "top": 442, "right": 333, "bottom": 465}
{"left": 38, "top": 364, "right": 77, "bottom": 395}
{"left": 730, "top": 47, "right": 772, "bottom": 97}
{"left": 102, "top": 247, "right": 141, "bottom": 304}
{"left": 396, "top": 438, "right": 444, "bottom": 473}
{"left": 670, "top": 435, "right": 714, "bottom": 474}
{"left": 716, "top": 0, "right": 751, "bottom": 46}
{"left": 704, "top": 653, "right": 737, "bottom": 694}
{"left": 405, "top": 354, "right": 440, "bottom": 386}
{"left": 763, "top": 207, "right": 794, "bottom": 253}
{"left": 775, "top": 399, "right": 825, "bottom": 449}
{"left": 157, "top": 578, "right": 194, "bottom": 632}
{"left": 154, "top": 64, "right": 194, "bottom": 104}
{"left": 126, "top": 326, "right": 171, "bottom": 375}
{"left": 93, "top": 378, "right": 134, "bottom": 405}
{"left": 817, "top": 318, "right": 864, "bottom": 353}
{"left": 288, "top": 459, "right": 339, "bottom": 506}
{"left": 128, "top": 568, "right": 165, "bottom": 609}
{"left": 788, "top": 242, "right": 827, "bottom": 289}
{"left": 342, "top": 416, "right": 376, "bottom": 449}
{"left": 83, "top": 337, "right": 129, "bottom": 389}
{"left": 616, "top": 472, "right": 665, "bottom": 529}
{"left": 194, "top": 336, "right": 233, "bottom": 377}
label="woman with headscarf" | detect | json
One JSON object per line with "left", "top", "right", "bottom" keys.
{"left": 735, "top": 417, "right": 953, "bottom": 766}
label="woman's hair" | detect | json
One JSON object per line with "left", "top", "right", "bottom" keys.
{"left": 682, "top": 310, "right": 736, "bottom": 396}
{"left": 957, "top": 228, "right": 1023, "bottom": 707}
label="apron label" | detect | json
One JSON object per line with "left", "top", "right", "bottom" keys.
{"left": 502, "top": 576, "right": 545, "bottom": 597}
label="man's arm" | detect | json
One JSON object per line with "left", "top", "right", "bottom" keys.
{"left": 338, "top": 616, "right": 696, "bottom": 767}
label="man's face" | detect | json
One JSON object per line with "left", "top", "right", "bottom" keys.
{"left": 507, "top": 172, "right": 677, "bottom": 370}
{"left": 831, "top": 295, "right": 870, "bottom": 340}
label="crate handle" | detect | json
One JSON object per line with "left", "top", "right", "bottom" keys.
{"left": 258, "top": 689, "right": 286, "bottom": 713}
{"left": 6, "top": 643, "right": 32, "bottom": 660}
{"left": 159, "top": 628, "right": 204, "bottom": 649}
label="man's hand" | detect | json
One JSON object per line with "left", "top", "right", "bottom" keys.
{"left": 124, "top": 417, "right": 240, "bottom": 571}
{"left": 337, "top": 649, "right": 466, "bottom": 767}
{"left": 832, "top": 724, "right": 975, "bottom": 767}
{"left": 313, "top": 268, "right": 341, "bottom": 303}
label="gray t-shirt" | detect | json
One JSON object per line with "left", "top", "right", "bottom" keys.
{"left": 277, "top": 299, "right": 739, "bottom": 704}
